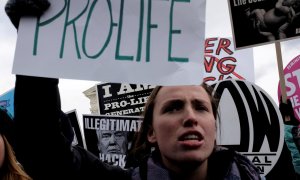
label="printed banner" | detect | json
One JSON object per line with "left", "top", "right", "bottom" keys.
{"left": 97, "top": 83, "right": 155, "bottom": 116}
{"left": 0, "top": 88, "right": 14, "bottom": 118}
{"left": 13, "top": 0, "right": 206, "bottom": 85}
{"left": 83, "top": 114, "right": 142, "bottom": 168}
{"left": 277, "top": 54, "right": 300, "bottom": 121}
{"left": 203, "top": 37, "right": 254, "bottom": 84}
{"left": 66, "top": 109, "right": 85, "bottom": 148}
{"left": 212, "top": 79, "right": 284, "bottom": 178}
{"left": 227, "top": 0, "right": 300, "bottom": 49}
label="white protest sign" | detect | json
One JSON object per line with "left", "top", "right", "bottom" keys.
{"left": 13, "top": 0, "right": 206, "bottom": 86}
{"left": 203, "top": 37, "right": 254, "bottom": 85}
{"left": 212, "top": 79, "right": 284, "bottom": 177}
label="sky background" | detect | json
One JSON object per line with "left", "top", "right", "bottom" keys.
{"left": 1, "top": 0, "right": 300, "bottom": 128}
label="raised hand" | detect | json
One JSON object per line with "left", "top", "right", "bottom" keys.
{"left": 5, "top": 0, "right": 50, "bottom": 28}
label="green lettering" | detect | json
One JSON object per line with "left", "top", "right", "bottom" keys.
{"left": 146, "top": 0, "right": 157, "bottom": 62}
{"left": 82, "top": 0, "right": 116, "bottom": 59}
{"left": 115, "top": 0, "right": 134, "bottom": 61}
{"left": 33, "top": 0, "right": 67, "bottom": 55}
{"left": 168, "top": 0, "right": 190, "bottom": 62}
{"left": 60, "top": 0, "right": 90, "bottom": 59}
{"left": 136, "top": 0, "right": 144, "bottom": 61}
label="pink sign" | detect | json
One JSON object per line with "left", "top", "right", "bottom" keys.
{"left": 278, "top": 55, "right": 300, "bottom": 121}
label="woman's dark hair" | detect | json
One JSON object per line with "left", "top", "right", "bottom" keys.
{"left": 126, "top": 83, "right": 219, "bottom": 167}
{"left": 0, "top": 107, "right": 32, "bottom": 180}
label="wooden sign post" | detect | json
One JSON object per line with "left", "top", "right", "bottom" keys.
{"left": 275, "top": 41, "right": 290, "bottom": 122}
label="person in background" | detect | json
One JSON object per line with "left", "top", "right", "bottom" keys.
{"left": 0, "top": 107, "right": 32, "bottom": 180}
{"left": 6, "top": 0, "right": 262, "bottom": 179}
{"left": 11, "top": 74, "right": 262, "bottom": 180}
{"left": 280, "top": 98, "right": 300, "bottom": 179}
{"left": 127, "top": 85, "right": 261, "bottom": 180}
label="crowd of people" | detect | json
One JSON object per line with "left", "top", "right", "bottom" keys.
{"left": 1, "top": 0, "right": 300, "bottom": 180}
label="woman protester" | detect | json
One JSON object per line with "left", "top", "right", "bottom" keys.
{"left": 0, "top": 107, "right": 32, "bottom": 180}
{"left": 6, "top": 0, "right": 261, "bottom": 179}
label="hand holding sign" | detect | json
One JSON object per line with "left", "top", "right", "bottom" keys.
{"left": 13, "top": 0, "right": 206, "bottom": 85}
{"left": 5, "top": 0, "right": 50, "bottom": 28}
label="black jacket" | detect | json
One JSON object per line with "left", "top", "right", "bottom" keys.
{"left": 14, "top": 75, "right": 131, "bottom": 180}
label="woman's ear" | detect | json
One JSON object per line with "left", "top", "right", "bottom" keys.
{"left": 147, "top": 127, "right": 157, "bottom": 143}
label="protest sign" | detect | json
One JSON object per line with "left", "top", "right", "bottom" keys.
{"left": 203, "top": 37, "right": 254, "bottom": 84}
{"left": 277, "top": 54, "right": 300, "bottom": 121}
{"left": 212, "top": 79, "right": 285, "bottom": 178}
{"left": 227, "top": 0, "right": 300, "bottom": 49}
{"left": 13, "top": 0, "right": 206, "bottom": 85}
{"left": 0, "top": 88, "right": 14, "bottom": 118}
{"left": 66, "top": 109, "right": 85, "bottom": 148}
{"left": 83, "top": 114, "right": 142, "bottom": 168}
{"left": 96, "top": 82, "right": 155, "bottom": 116}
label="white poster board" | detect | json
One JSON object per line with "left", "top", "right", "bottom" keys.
{"left": 203, "top": 37, "right": 254, "bottom": 84}
{"left": 13, "top": 0, "right": 206, "bottom": 86}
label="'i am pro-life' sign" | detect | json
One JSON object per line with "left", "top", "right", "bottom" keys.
{"left": 13, "top": 0, "right": 206, "bottom": 86}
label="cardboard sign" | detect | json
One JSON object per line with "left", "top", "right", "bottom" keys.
{"left": 13, "top": 0, "right": 206, "bottom": 85}
{"left": 227, "top": 0, "right": 300, "bottom": 49}
{"left": 97, "top": 83, "right": 155, "bottom": 116}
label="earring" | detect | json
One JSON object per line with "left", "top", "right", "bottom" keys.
{"left": 151, "top": 146, "right": 155, "bottom": 153}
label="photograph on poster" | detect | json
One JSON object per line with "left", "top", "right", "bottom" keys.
{"left": 228, "top": 0, "right": 300, "bottom": 49}
{"left": 83, "top": 114, "right": 142, "bottom": 168}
